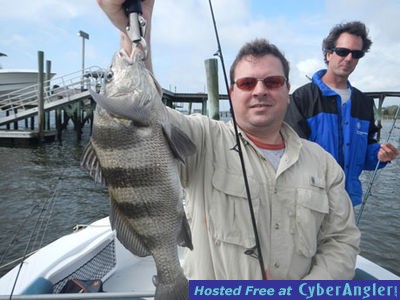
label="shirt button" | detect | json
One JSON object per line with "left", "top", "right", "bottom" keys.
{"left": 274, "top": 262, "right": 280, "bottom": 268}
{"left": 215, "top": 240, "right": 221, "bottom": 246}
{"left": 274, "top": 223, "right": 280, "bottom": 230}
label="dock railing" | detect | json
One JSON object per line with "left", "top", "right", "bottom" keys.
{"left": 0, "top": 66, "right": 105, "bottom": 127}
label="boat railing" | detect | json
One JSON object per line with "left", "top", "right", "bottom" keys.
{"left": 0, "top": 66, "right": 105, "bottom": 120}
{"left": 0, "top": 292, "right": 155, "bottom": 299}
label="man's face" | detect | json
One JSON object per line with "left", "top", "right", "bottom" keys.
{"left": 229, "top": 54, "right": 290, "bottom": 134}
{"left": 326, "top": 32, "right": 363, "bottom": 79}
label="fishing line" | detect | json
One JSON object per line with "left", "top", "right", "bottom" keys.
{"left": 356, "top": 104, "right": 400, "bottom": 225}
{"left": 34, "top": 184, "right": 60, "bottom": 251}
{"left": 207, "top": 0, "right": 266, "bottom": 279}
{"left": 0, "top": 203, "right": 40, "bottom": 267}
{"left": 6, "top": 172, "right": 65, "bottom": 299}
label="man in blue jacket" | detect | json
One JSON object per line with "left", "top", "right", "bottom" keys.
{"left": 285, "top": 21, "right": 398, "bottom": 206}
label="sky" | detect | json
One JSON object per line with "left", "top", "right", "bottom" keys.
{"left": 1, "top": 0, "right": 400, "bottom": 107}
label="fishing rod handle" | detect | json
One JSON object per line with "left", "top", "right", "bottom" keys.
{"left": 123, "top": 0, "right": 142, "bottom": 15}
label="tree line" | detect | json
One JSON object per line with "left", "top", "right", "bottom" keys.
{"left": 382, "top": 105, "right": 399, "bottom": 119}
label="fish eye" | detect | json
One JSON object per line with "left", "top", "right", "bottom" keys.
{"left": 105, "top": 71, "right": 114, "bottom": 82}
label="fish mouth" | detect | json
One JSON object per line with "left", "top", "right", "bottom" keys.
{"left": 117, "top": 44, "right": 146, "bottom": 65}
{"left": 130, "top": 43, "right": 147, "bottom": 62}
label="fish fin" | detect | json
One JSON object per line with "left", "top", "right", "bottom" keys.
{"left": 177, "top": 208, "right": 193, "bottom": 250}
{"left": 177, "top": 214, "right": 193, "bottom": 250}
{"left": 162, "top": 125, "right": 196, "bottom": 163}
{"left": 90, "top": 88, "right": 108, "bottom": 109}
{"left": 110, "top": 201, "right": 151, "bottom": 257}
{"left": 154, "top": 274, "right": 188, "bottom": 300}
{"left": 90, "top": 89, "right": 151, "bottom": 124}
{"left": 80, "top": 142, "right": 105, "bottom": 185}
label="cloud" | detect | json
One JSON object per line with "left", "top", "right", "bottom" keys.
{"left": 0, "top": 0, "right": 96, "bottom": 23}
{"left": 1, "top": 0, "right": 399, "bottom": 106}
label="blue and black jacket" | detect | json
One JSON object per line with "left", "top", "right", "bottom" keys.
{"left": 285, "top": 69, "right": 386, "bottom": 206}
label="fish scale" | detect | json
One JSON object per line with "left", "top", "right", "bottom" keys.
{"left": 81, "top": 46, "right": 195, "bottom": 300}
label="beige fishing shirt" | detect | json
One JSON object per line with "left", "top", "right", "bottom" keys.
{"left": 168, "top": 109, "right": 360, "bottom": 280}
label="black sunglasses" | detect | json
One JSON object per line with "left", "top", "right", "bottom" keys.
{"left": 331, "top": 47, "right": 365, "bottom": 59}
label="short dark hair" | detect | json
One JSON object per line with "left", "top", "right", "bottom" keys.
{"left": 229, "top": 38, "right": 290, "bottom": 86}
{"left": 322, "top": 21, "right": 372, "bottom": 64}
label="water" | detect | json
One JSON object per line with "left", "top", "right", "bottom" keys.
{"left": 0, "top": 120, "right": 399, "bottom": 277}
{"left": 0, "top": 127, "right": 110, "bottom": 276}
{"left": 356, "top": 119, "right": 400, "bottom": 276}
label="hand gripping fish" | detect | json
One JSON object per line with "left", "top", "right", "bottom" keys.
{"left": 81, "top": 44, "right": 195, "bottom": 299}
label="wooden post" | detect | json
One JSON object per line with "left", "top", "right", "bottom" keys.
{"left": 45, "top": 111, "right": 50, "bottom": 130}
{"left": 38, "top": 51, "right": 45, "bottom": 141}
{"left": 45, "top": 60, "right": 52, "bottom": 131}
{"left": 202, "top": 98, "right": 207, "bottom": 116}
{"left": 204, "top": 58, "right": 219, "bottom": 120}
{"left": 56, "top": 108, "right": 62, "bottom": 141}
{"left": 13, "top": 108, "right": 18, "bottom": 129}
{"left": 76, "top": 101, "right": 82, "bottom": 141}
{"left": 188, "top": 102, "right": 192, "bottom": 115}
{"left": 45, "top": 60, "right": 52, "bottom": 82}
{"left": 376, "top": 95, "right": 385, "bottom": 142}
{"left": 6, "top": 111, "right": 10, "bottom": 130}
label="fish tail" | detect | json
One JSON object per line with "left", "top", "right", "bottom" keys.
{"left": 154, "top": 274, "right": 188, "bottom": 300}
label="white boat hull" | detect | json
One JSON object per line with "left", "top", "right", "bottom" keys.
{"left": 0, "top": 217, "right": 398, "bottom": 299}
{"left": 0, "top": 69, "right": 55, "bottom": 96}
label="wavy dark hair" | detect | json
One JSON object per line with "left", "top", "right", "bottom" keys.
{"left": 322, "top": 21, "right": 372, "bottom": 64}
{"left": 229, "top": 38, "right": 290, "bottom": 86}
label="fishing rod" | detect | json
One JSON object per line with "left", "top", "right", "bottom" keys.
{"left": 207, "top": 0, "right": 266, "bottom": 280}
{"left": 356, "top": 104, "right": 400, "bottom": 225}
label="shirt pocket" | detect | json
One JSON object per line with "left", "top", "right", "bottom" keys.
{"left": 295, "top": 185, "right": 329, "bottom": 258}
{"left": 209, "top": 167, "right": 260, "bottom": 249}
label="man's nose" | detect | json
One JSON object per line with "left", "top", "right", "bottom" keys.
{"left": 253, "top": 80, "right": 269, "bottom": 94}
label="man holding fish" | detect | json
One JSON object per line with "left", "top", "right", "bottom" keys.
{"left": 96, "top": 0, "right": 360, "bottom": 282}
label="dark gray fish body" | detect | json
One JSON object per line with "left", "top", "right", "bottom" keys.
{"left": 81, "top": 47, "right": 195, "bottom": 300}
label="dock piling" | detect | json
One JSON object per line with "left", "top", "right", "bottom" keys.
{"left": 204, "top": 58, "right": 220, "bottom": 120}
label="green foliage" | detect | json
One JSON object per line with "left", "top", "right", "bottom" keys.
{"left": 382, "top": 105, "right": 399, "bottom": 119}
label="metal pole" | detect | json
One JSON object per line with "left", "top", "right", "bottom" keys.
{"left": 77, "top": 30, "right": 89, "bottom": 91}
{"left": 81, "top": 37, "right": 85, "bottom": 90}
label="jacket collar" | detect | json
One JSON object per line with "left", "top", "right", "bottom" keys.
{"left": 312, "top": 69, "right": 354, "bottom": 97}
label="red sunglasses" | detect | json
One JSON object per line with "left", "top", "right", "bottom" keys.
{"left": 234, "top": 76, "right": 287, "bottom": 91}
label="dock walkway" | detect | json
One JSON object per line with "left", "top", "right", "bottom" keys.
{"left": 0, "top": 66, "right": 104, "bottom": 127}
{"left": 0, "top": 64, "right": 397, "bottom": 144}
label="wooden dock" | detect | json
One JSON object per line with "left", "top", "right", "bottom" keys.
{"left": 1, "top": 54, "right": 397, "bottom": 145}
{"left": 0, "top": 65, "right": 103, "bottom": 144}
{"left": 0, "top": 129, "right": 56, "bottom": 146}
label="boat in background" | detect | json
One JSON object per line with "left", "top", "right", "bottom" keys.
{"left": 0, "top": 69, "right": 56, "bottom": 96}
{"left": 0, "top": 53, "right": 55, "bottom": 96}
{"left": 0, "top": 216, "right": 398, "bottom": 299}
